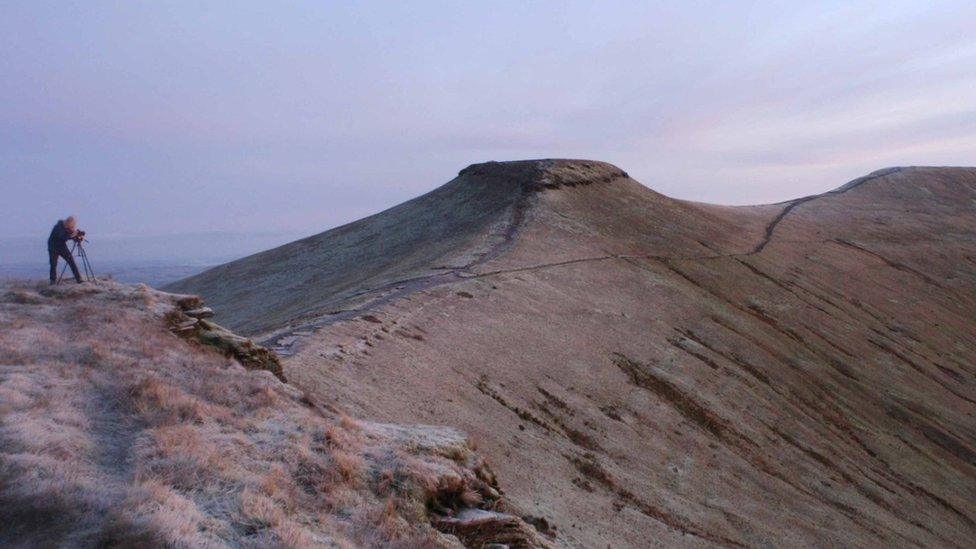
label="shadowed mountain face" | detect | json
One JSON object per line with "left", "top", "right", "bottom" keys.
{"left": 167, "top": 161, "right": 976, "bottom": 548}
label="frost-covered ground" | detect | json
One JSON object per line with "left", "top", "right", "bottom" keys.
{"left": 0, "top": 281, "right": 550, "bottom": 548}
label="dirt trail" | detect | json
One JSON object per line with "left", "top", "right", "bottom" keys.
{"left": 262, "top": 183, "right": 538, "bottom": 354}
{"left": 85, "top": 385, "right": 140, "bottom": 489}
{"left": 265, "top": 168, "right": 905, "bottom": 355}
{"left": 750, "top": 167, "right": 903, "bottom": 254}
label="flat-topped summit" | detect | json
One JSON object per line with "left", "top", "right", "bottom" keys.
{"left": 165, "top": 158, "right": 643, "bottom": 334}
{"left": 458, "top": 159, "right": 629, "bottom": 191}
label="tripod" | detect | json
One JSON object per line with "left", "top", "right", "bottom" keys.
{"left": 58, "top": 239, "right": 98, "bottom": 284}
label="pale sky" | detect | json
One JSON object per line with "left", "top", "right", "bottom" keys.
{"left": 2, "top": 1, "right": 974, "bottom": 248}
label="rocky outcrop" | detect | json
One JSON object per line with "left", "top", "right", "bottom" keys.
{"left": 354, "top": 421, "right": 555, "bottom": 547}
{"left": 457, "top": 159, "right": 628, "bottom": 191}
{"left": 433, "top": 510, "right": 554, "bottom": 548}
{"left": 164, "top": 293, "right": 285, "bottom": 381}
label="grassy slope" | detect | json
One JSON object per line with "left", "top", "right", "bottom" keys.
{"left": 0, "top": 281, "right": 546, "bottom": 548}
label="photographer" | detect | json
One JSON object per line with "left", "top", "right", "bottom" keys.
{"left": 47, "top": 216, "right": 84, "bottom": 284}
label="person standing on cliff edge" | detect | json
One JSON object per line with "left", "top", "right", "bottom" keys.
{"left": 47, "top": 216, "right": 83, "bottom": 284}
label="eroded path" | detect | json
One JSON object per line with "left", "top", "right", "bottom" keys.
{"left": 264, "top": 167, "right": 914, "bottom": 355}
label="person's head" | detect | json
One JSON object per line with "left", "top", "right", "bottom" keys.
{"left": 65, "top": 216, "right": 76, "bottom": 231}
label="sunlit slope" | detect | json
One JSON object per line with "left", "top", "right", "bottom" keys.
{"left": 166, "top": 161, "right": 538, "bottom": 333}
{"left": 171, "top": 161, "right": 976, "bottom": 547}
{"left": 166, "top": 160, "right": 776, "bottom": 337}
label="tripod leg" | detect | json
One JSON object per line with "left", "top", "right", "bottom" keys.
{"left": 84, "top": 251, "right": 95, "bottom": 281}
{"left": 56, "top": 242, "right": 75, "bottom": 284}
{"left": 77, "top": 244, "right": 96, "bottom": 282}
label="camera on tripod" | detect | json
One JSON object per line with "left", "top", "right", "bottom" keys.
{"left": 58, "top": 230, "right": 97, "bottom": 284}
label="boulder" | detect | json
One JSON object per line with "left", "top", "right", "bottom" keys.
{"left": 173, "top": 318, "right": 199, "bottom": 332}
{"left": 183, "top": 307, "right": 214, "bottom": 319}
{"left": 433, "top": 509, "right": 554, "bottom": 548}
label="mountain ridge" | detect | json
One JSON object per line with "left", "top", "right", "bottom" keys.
{"left": 166, "top": 162, "right": 976, "bottom": 547}
{"left": 165, "top": 159, "right": 751, "bottom": 335}
{"left": 165, "top": 162, "right": 972, "bottom": 342}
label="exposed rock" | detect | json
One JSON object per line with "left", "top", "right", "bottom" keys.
{"left": 182, "top": 306, "right": 213, "bottom": 319}
{"left": 195, "top": 318, "right": 286, "bottom": 382}
{"left": 457, "top": 159, "right": 628, "bottom": 191}
{"left": 173, "top": 318, "right": 198, "bottom": 332}
{"left": 164, "top": 295, "right": 285, "bottom": 382}
{"left": 433, "top": 509, "right": 554, "bottom": 548}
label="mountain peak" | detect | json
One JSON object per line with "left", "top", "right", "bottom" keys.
{"left": 458, "top": 159, "right": 629, "bottom": 191}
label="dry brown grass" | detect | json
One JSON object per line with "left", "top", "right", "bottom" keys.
{"left": 0, "top": 281, "right": 507, "bottom": 548}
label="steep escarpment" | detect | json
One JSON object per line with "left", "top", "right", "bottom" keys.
{"left": 165, "top": 160, "right": 631, "bottom": 335}
{"left": 171, "top": 161, "right": 976, "bottom": 547}
{"left": 0, "top": 281, "right": 552, "bottom": 548}
{"left": 457, "top": 159, "right": 629, "bottom": 191}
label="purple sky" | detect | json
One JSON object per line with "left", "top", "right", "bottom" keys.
{"left": 2, "top": 1, "right": 974, "bottom": 248}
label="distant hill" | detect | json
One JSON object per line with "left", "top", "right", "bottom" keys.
{"left": 167, "top": 160, "right": 976, "bottom": 547}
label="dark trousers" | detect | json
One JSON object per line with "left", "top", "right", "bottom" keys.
{"left": 49, "top": 247, "right": 82, "bottom": 283}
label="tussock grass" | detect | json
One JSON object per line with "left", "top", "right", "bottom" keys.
{"left": 0, "top": 281, "right": 502, "bottom": 547}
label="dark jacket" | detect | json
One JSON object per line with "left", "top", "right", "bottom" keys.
{"left": 47, "top": 220, "right": 74, "bottom": 252}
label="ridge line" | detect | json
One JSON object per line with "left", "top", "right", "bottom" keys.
{"left": 264, "top": 168, "right": 911, "bottom": 354}
{"left": 751, "top": 168, "right": 903, "bottom": 254}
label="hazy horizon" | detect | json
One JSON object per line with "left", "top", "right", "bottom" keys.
{"left": 3, "top": 1, "right": 974, "bottom": 250}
